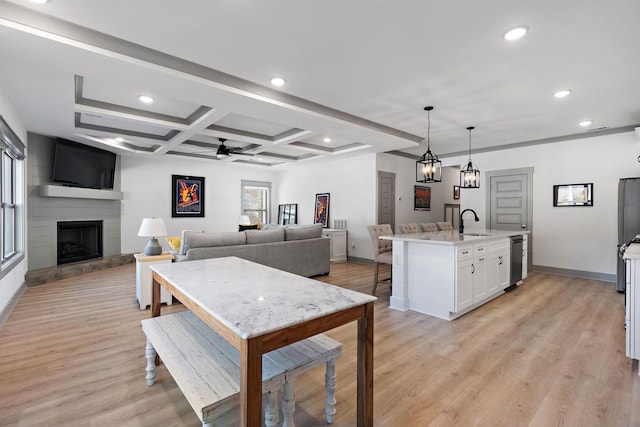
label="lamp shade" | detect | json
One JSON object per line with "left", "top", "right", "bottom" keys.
{"left": 238, "top": 214, "right": 251, "bottom": 225}
{"left": 137, "top": 218, "right": 167, "bottom": 237}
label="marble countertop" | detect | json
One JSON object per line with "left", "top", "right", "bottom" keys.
{"left": 151, "top": 256, "right": 376, "bottom": 339}
{"left": 380, "top": 229, "right": 528, "bottom": 246}
{"left": 624, "top": 243, "right": 640, "bottom": 260}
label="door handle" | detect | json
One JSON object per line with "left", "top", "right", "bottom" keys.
{"left": 471, "top": 264, "right": 475, "bottom": 274}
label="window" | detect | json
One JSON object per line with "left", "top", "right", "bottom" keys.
{"left": 241, "top": 180, "right": 271, "bottom": 225}
{"left": 2, "top": 152, "right": 16, "bottom": 259}
{"left": 0, "top": 116, "right": 25, "bottom": 272}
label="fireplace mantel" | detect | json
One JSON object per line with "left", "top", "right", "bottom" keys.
{"left": 39, "top": 185, "right": 123, "bottom": 200}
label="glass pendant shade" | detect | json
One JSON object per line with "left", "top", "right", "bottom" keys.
{"left": 460, "top": 126, "right": 480, "bottom": 189}
{"left": 416, "top": 106, "right": 442, "bottom": 183}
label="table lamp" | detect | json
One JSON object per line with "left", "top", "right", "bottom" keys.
{"left": 138, "top": 217, "right": 168, "bottom": 255}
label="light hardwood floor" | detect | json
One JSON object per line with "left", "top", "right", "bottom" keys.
{"left": 1, "top": 261, "right": 640, "bottom": 426}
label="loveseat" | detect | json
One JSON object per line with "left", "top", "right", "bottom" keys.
{"left": 172, "top": 224, "right": 330, "bottom": 277}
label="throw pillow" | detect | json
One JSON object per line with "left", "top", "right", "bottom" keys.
{"left": 165, "top": 236, "right": 181, "bottom": 252}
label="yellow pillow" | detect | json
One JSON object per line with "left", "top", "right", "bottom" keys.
{"left": 165, "top": 236, "right": 181, "bottom": 251}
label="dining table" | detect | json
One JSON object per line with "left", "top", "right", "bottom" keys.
{"left": 150, "top": 256, "right": 377, "bottom": 426}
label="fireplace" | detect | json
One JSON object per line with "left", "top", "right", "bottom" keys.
{"left": 57, "top": 220, "right": 103, "bottom": 265}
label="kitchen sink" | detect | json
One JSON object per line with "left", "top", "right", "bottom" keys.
{"left": 462, "top": 232, "right": 493, "bottom": 237}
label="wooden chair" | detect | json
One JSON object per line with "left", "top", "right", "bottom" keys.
{"left": 420, "top": 223, "right": 438, "bottom": 232}
{"left": 398, "top": 223, "right": 420, "bottom": 233}
{"left": 436, "top": 221, "right": 453, "bottom": 231}
{"left": 367, "top": 224, "right": 393, "bottom": 295}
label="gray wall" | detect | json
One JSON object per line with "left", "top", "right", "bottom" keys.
{"left": 27, "top": 133, "right": 121, "bottom": 270}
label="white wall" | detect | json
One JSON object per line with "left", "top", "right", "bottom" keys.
{"left": 377, "top": 154, "right": 459, "bottom": 232}
{"left": 0, "top": 89, "right": 28, "bottom": 316}
{"left": 442, "top": 130, "right": 640, "bottom": 277}
{"left": 120, "top": 155, "right": 279, "bottom": 254}
{"left": 277, "top": 154, "right": 377, "bottom": 260}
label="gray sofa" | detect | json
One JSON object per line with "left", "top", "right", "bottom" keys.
{"left": 173, "top": 224, "right": 330, "bottom": 277}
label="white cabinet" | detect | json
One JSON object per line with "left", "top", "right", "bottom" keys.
{"left": 522, "top": 234, "right": 528, "bottom": 279}
{"left": 456, "top": 257, "right": 474, "bottom": 312}
{"left": 624, "top": 245, "right": 640, "bottom": 372}
{"left": 455, "top": 244, "right": 488, "bottom": 312}
{"left": 134, "top": 253, "right": 174, "bottom": 310}
{"left": 487, "top": 238, "right": 511, "bottom": 293}
{"left": 322, "top": 229, "right": 347, "bottom": 262}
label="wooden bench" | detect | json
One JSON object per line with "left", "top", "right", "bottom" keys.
{"left": 141, "top": 310, "right": 342, "bottom": 426}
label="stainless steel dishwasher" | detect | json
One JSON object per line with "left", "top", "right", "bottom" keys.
{"left": 508, "top": 235, "right": 523, "bottom": 290}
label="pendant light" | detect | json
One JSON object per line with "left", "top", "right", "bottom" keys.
{"left": 416, "top": 106, "right": 442, "bottom": 183}
{"left": 460, "top": 126, "right": 480, "bottom": 188}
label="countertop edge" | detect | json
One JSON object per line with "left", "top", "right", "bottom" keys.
{"left": 380, "top": 230, "right": 529, "bottom": 246}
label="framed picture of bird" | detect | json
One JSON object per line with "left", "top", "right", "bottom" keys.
{"left": 172, "top": 174, "right": 205, "bottom": 217}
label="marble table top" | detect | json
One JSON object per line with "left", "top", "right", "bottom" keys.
{"left": 151, "top": 256, "right": 376, "bottom": 339}
{"left": 380, "top": 229, "right": 529, "bottom": 246}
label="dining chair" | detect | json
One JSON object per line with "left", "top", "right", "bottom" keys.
{"left": 367, "top": 224, "right": 393, "bottom": 295}
{"left": 398, "top": 223, "right": 420, "bottom": 233}
{"left": 420, "top": 223, "right": 438, "bottom": 232}
{"left": 436, "top": 221, "right": 453, "bottom": 231}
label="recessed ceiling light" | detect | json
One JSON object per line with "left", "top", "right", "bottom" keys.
{"left": 138, "top": 95, "right": 154, "bottom": 104}
{"left": 270, "top": 77, "right": 285, "bottom": 87}
{"left": 30, "top": 0, "right": 49, "bottom": 4}
{"left": 553, "top": 89, "right": 572, "bottom": 98}
{"left": 115, "top": 137, "right": 125, "bottom": 142}
{"left": 323, "top": 137, "right": 332, "bottom": 143}
{"left": 579, "top": 120, "right": 593, "bottom": 127}
{"left": 503, "top": 26, "right": 528, "bottom": 41}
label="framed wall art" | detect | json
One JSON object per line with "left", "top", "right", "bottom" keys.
{"left": 314, "top": 193, "right": 330, "bottom": 227}
{"left": 172, "top": 174, "right": 205, "bottom": 217}
{"left": 553, "top": 183, "right": 593, "bottom": 207}
{"left": 414, "top": 185, "right": 431, "bottom": 211}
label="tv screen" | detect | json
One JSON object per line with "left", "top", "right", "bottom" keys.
{"left": 52, "top": 138, "right": 116, "bottom": 189}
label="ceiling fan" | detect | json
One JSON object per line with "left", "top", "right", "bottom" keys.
{"left": 216, "top": 138, "right": 231, "bottom": 159}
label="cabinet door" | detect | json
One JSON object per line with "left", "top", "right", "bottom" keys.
{"left": 473, "top": 255, "right": 487, "bottom": 301}
{"left": 486, "top": 253, "right": 500, "bottom": 294}
{"left": 522, "top": 235, "right": 528, "bottom": 279}
{"left": 456, "top": 258, "right": 474, "bottom": 312}
{"left": 497, "top": 252, "right": 511, "bottom": 290}
{"left": 332, "top": 231, "right": 347, "bottom": 261}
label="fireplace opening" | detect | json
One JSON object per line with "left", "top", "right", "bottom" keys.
{"left": 57, "top": 220, "right": 103, "bottom": 265}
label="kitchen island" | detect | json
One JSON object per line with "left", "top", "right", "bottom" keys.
{"left": 381, "top": 230, "right": 528, "bottom": 320}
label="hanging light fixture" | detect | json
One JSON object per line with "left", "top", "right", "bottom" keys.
{"left": 460, "top": 126, "right": 480, "bottom": 188}
{"left": 416, "top": 106, "right": 442, "bottom": 183}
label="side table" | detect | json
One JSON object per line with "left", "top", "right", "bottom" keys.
{"left": 134, "top": 253, "right": 174, "bottom": 310}
{"left": 322, "top": 228, "right": 348, "bottom": 262}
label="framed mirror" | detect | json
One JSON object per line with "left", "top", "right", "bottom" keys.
{"left": 278, "top": 203, "right": 297, "bottom": 225}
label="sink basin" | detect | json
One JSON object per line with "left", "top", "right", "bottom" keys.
{"left": 462, "top": 233, "right": 492, "bottom": 237}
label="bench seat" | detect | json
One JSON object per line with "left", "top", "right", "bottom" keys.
{"left": 141, "top": 310, "right": 342, "bottom": 426}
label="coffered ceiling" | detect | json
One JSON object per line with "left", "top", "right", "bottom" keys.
{"left": 0, "top": 0, "right": 639, "bottom": 168}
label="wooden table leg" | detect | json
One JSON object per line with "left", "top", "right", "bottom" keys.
{"left": 151, "top": 275, "right": 161, "bottom": 318}
{"left": 240, "top": 337, "right": 263, "bottom": 427}
{"left": 357, "top": 302, "right": 374, "bottom": 426}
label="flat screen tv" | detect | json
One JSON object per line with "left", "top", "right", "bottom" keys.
{"left": 52, "top": 138, "right": 116, "bottom": 189}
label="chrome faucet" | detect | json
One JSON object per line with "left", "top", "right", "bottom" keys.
{"left": 459, "top": 209, "right": 479, "bottom": 233}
